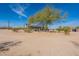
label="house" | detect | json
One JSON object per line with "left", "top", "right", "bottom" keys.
{"left": 29, "top": 22, "right": 47, "bottom": 31}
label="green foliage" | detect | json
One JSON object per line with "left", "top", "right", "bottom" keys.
{"left": 75, "top": 26, "right": 79, "bottom": 29}
{"left": 28, "top": 6, "right": 67, "bottom": 30}
{"left": 63, "top": 26, "right": 71, "bottom": 35}
{"left": 24, "top": 28, "right": 32, "bottom": 33}
{"left": 33, "top": 6, "right": 62, "bottom": 25}
{"left": 29, "top": 16, "right": 35, "bottom": 24}
{"left": 43, "top": 24, "right": 48, "bottom": 30}
{"left": 57, "top": 26, "right": 63, "bottom": 32}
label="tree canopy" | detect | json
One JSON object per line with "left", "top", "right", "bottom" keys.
{"left": 28, "top": 6, "right": 67, "bottom": 29}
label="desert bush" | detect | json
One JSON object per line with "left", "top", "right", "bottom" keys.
{"left": 63, "top": 26, "right": 71, "bottom": 35}
{"left": 12, "top": 28, "right": 18, "bottom": 32}
{"left": 24, "top": 26, "right": 32, "bottom": 33}
{"left": 57, "top": 26, "right": 63, "bottom": 32}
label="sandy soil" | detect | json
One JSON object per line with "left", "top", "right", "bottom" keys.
{"left": 0, "top": 29, "right": 79, "bottom": 56}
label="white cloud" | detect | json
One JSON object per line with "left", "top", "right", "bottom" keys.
{"left": 9, "top": 4, "right": 29, "bottom": 18}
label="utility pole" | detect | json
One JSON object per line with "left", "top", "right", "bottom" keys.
{"left": 8, "top": 20, "right": 10, "bottom": 30}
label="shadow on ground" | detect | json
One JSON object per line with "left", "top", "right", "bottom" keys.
{"left": 0, "top": 41, "right": 22, "bottom": 52}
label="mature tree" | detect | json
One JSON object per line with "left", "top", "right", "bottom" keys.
{"left": 28, "top": 6, "right": 67, "bottom": 30}
{"left": 29, "top": 16, "right": 35, "bottom": 25}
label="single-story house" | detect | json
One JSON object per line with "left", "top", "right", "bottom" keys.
{"left": 29, "top": 22, "right": 48, "bottom": 31}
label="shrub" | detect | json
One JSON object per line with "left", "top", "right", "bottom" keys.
{"left": 24, "top": 26, "right": 32, "bottom": 33}
{"left": 57, "top": 26, "right": 63, "bottom": 32}
{"left": 63, "top": 26, "right": 71, "bottom": 35}
{"left": 12, "top": 28, "right": 18, "bottom": 32}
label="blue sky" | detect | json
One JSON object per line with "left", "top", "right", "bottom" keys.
{"left": 0, "top": 3, "right": 79, "bottom": 29}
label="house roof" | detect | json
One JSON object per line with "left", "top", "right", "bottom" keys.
{"left": 30, "top": 22, "right": 45, "bottom": 27}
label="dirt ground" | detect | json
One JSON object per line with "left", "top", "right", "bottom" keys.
{"left": 0, "top": 29, "right": 79, "bottom": 56}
